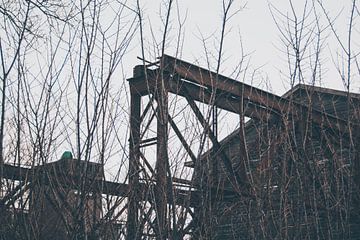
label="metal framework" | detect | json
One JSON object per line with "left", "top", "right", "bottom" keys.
{"left": 125, "top": 55, "right": 355, "bottom": 239}
{"left": 1, "top": 54, "right": 358, "bottom": 239}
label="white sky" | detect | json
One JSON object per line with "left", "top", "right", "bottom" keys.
{"left": 124, "top": 0, "right": 359, "bottom": 95}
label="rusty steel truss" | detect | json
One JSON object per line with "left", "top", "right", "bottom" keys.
{"left": 125, "top": 54, "right": 358, "bottom": 239}
{"left": 2, "top": 54, "right": 359, "bottom": 239}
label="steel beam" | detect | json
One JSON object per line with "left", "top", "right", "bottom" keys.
{"left": 1, "top": 163, "right": 199, "bottom": 207}
{"left": 128, "top": 70, "right": 276, "bottom": 121}
{"left": 168, "top": 114, "right": 197, "bottom": 164}
{"left": 181, "top": 86, "right": 243, "bottom": 193}
{"left": 154, "top": 73, "right": 169, "bottom": 238}
{"left": 162, "top": 54, "right": 351, "bottom": 133}
{"left": 126, "top": 86, "right": 141, "bottom": 240}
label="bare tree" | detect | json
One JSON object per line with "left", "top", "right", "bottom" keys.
{"left": 1, "top": 1, "right": 360, "bottom": 240}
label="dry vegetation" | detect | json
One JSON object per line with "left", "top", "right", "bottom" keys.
{"left": 1, "top": 0, "right": 360, "bottom": 239}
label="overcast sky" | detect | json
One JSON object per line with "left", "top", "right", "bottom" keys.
{"left": 124, "top": 0, "right": 359, "bottom": 95}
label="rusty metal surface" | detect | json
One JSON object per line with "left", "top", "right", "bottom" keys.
{"left": 3, "top": 55, "right": 359, "bottom": 239}
{"left": 128, "top": 55, "right": 354, "bottom": 133}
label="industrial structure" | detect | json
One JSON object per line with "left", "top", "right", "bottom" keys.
{"left": 1, "top": 55, "right": 360, "bottom": 239}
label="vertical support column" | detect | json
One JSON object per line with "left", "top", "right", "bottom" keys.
{"left": 154, "top": 72, "right": 169, "bottom": 238}
{"left": 126, "top": 77, "right": 141, "bottom": 240}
